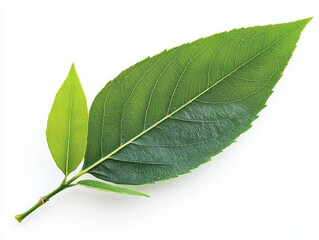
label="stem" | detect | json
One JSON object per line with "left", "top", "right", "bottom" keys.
{"left": 15, "top": 148, "right": 114, "bottom": 222}
{"left": 15, "top": 182, "right": 68, "bottom": 222}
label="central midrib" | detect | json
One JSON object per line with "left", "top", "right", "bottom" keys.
{"left": 83, "top": 23, "right": 301, "bottom": 173}
{"left": 65, "top": 76, "right": 74, "bottom": 176}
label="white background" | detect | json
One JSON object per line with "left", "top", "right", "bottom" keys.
{"left": 1, "top": 0, "right": 318, "bottom": 239}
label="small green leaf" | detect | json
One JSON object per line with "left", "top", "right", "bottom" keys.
{"left": 46, "top": 63, "right": 88, "bottom": 176}
{"left": 77, "top": 179, "right": 150, "bottom": 197}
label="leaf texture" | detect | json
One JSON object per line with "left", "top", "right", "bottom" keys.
{"left": 77, "top": 179, "right": 149, "bottom": 197}
{"left": 46, "top": 64, "right": 88, "bottom": 176}
{"left": 84, "top": 18, "right": 310, "bottom": 184}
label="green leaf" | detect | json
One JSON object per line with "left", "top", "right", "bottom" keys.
{"left": 46, "top": 63, "right": 88, "bottom": 176}
{"left": 84, "top": 18, "right": 310, "bottom": 185}
{"left": 77, "top": 179, "right": 150, "bottom": 197}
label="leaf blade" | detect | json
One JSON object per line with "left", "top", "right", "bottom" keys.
{"left": 84, "top": 18, "right": 310, "bottom": 184}
{"left": 77, "top": 179, "right": 150, "bottom": 197}
{"left": 46, "top": 64, "right": 88, "bottom": 176}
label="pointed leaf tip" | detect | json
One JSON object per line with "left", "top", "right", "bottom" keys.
{"left": 303, "top": 16, "right": 313, "bottom": 22}
{"left": 68, "top": 63, "right": 78, "bottom": 78}
{"left": 292, "top": 17, "right": 313, "bottom": 30}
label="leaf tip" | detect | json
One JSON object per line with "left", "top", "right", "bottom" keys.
{"left": 141, "top": 193, "right": 151, "bottom": 198}
{"left": 295, "top": 17, "right": 313, "bottom": 29}
{"left": 70, "top": 62, "right": 77, "bottom": 74}
{"left": 301, "top": 17, "right": 313, "bottom": 24}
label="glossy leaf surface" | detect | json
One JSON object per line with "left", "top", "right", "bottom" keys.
{"left": 46, "top": 64, "right": 88, "bottom": 176}
{"left": 77, "top": 180, "right": 149, "bottom": 197}
{"left": 84, "top": 19, "right": 310, "bottom": 184}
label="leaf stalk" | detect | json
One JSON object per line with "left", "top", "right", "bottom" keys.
{"left": 15, "top": 182, "right": 69, "bottom": 222}
{"left": 15, "top": 160, "right": 98, "bottom": 222}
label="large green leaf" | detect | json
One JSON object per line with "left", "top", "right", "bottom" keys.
{"left": 46, "top": 64, "right": 88, "bottom": 176}
{"left": 77, "top": 179, "right": 149, "bottom": 197}
{"left": 83, "top": 18, "right": 310, "bottom": 185}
